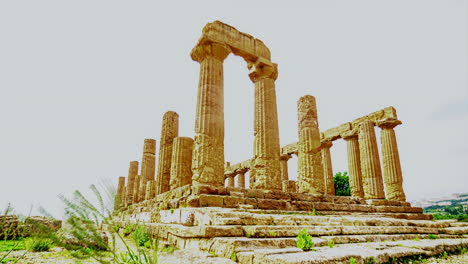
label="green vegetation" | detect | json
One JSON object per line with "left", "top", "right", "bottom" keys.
{"left": 0, "top": 240, "right": 25, "bottom": 252}
{"left": 132, "top": 226, "right": 150, "bottom": 247}
{"left": 25, "top": 237, "right": 53, "bottom": 252}
{"left": 230, "top": 252, "right": 237, "bottom": 261}
{"left": 334, "top": 172, "right": 351, "bottom": 196}
{"left": 427, "top": 234, "right": 438, "bottom": 239}
{"left": 424, "top": 196, "right": 468, "bottom": 222}
{"left": 349, "top": 257, "right": 356, "bottom": 264}
{"left": 296, "top": 228, "right": 314, "bottom": 251}
{"left": 327, "top": 240, "right": 335, "bottom": 248}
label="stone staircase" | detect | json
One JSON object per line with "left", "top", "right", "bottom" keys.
{"left": 115, "top": 207, "right": 468, "bottom": 263}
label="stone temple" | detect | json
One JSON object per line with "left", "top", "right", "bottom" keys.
{"left": 112, "top": 21, "right": 467, "bottom": 263}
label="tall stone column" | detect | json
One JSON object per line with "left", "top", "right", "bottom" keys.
{"left": 190, "top": 42, "right": 231, "bottom": 187}
{"left": 297, "top": 95, "right": 325, "bottom": 194}
{"left": 248, "top": 60, "right": 282, "bottom": 190}
{"left": 226, "top": 175, "right": 235, "bottom": 187}
{"left": 114, "top": 176, "right": 125, "bottom": 210}
{"left": 237, "top": 171, "right": 246, "bottom": 188}
{"left": 377, "top": 119, "right": 406, "bottom": 201}
{"left": 358, "top": 120, "right": 385, "bottom": 199}
{"left": 141, "top": 138, "right": 156, "bottom": 185}
{"left": 170, "top": 137, "right": 194, "bottom": 189}
{"left": 280, "top": 155, "right": 292, "bottom": 181}
{"left": 321, "top": 141, "right": 335, "bottom": 196}
{"left": 341, "top": 130, "right": 364, "bottom": 198}
{"left": 125, "top": 161, "right": 138, "bottom": 206}
{"left": 133, "top": 175, "right": 141, "bottom": 204}
{"left": 144, "top": 180, "right": 154, "bottom": 201}
{"left": 157, "top": 112, "right": 179, "bottom": 194}
{"left": 122, "top": 186, "right": 127, "bottom": 207}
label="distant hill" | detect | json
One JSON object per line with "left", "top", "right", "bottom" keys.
{"left": 411, "top": 192, "right": 468, "bottom": 215}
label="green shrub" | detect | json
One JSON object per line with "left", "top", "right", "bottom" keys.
{"left": 427, "top": 234, "right": 438, "bottom": 239}
{"left": 132, "top": 226, "right": 150, "bottom": 247}
{"left": 327, "top": 240, "right": 334, "bottom": 248}
{"left": 25, "top": 237, "right": 53, "bottom": 252}
{"left": 349, "top": 257, "right": 356, "bottom": 264}
{"left": 123, "top": 224, "right": 135, "bottom": 237}
{"left": 296, "top": 228, "right": 314, "bottom": 251}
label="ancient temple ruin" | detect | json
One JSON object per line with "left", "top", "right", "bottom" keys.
{"left": 112, "top": 21, "right": 467, "bottom": 264}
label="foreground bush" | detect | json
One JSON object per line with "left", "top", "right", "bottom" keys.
{"left": 25, "top": 238, "right": 54, "bottom": 252}
{"left": 296, "top": 228, "right": 314, "bottom": 251}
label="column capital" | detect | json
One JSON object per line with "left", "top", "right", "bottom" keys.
{"left": 376, "top": 118, "right": 402, "bottom": 129}
{"left": 321, "top": 140, "right": 333, "bottom": 149}
{"left": 191, "top": 41, "right": 231, "bottom": 63}
{"left": 248, "top": 58, "right": 278, "bottom": 82}
{"left": 341, "top": 129, "right": 358, "bottom": 140}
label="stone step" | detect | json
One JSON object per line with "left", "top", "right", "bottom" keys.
{"left": 241, "top": 238, "right": 468, "bottom": 264}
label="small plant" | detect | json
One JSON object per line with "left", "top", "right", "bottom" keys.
{"left": 160, "top": 244, "right": 178, "bottom": 254}
{"left": 230, "top": 252, "right": 237, "bottom": 261}
{"left": 268, "top": 231, "right": 277, "bottom": 237}
{"left": 296, "top": 228, "right": 314, "bottom": 251}
{"left": 413, "top": 235, "right": 420, "bottom": 241}
{"left": 440, "top": 251, "right": 448, "bottom": 259}
{"left": 349, "top": 257, "right": 356, "bottom": 264}
{"left": 427, "top": 234, "right": 438, "bottom": 239}
{"left": 132, "top": 225, "right": 150, "bottom": 247}
{"left": 209, "top": 251, "right": 218, "bottom": 257}
{"left": 123, "top": 224, "right": 136, "bottom": 237}
{"left": 327, "top": 240, "right": 334, "bottom": 248}
{"left": 25, "top": 237, "right": 54, "bottom": 252}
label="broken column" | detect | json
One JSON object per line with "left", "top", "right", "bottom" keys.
{"left": 321, "top": 141, "right": 335, "bottom": 196}
{"left": 141, "top": 139, "right": 156, "bottom": 194}
{"left": 156, "top": 112, "right": 179, "bottom": 194}
{"left": 377, "top": 119, "right": 406, "bottom": 201}
{"left": 341, "top": 130, "right": 364, "bottom": 198}
{"left": 248, "top": 60, "right": 282, "bottom": 190}
{"left": 297, "top": 95, "right": 325, "bottom": 194}
{"left": 125, "top": 161, "right": 138, "bottom": 206}
{"left": 190, "top": 42, "right": 231, "bottom": 187}
{"left": 114, "top": 176, "right": 125, "bottom": 210}
{"left": 358, "top": 120, "right": 385, "bottom": 199}
{"left": 169, "top": 137, "right": 194, "bottom": 189}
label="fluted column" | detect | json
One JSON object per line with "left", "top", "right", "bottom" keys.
{"left": 358, "top": 120, "right": 385, "bottom": 199}
{"left": 133, "top": 175, "right": 141, "bottom": 203}
{"left": 377, "top": 119, "right": 406, "bottom": 201}
{"left": 248, "top": 60, "right": 282, "bottom": 190}
{"left": 144, "top": 180, "right": 154, "bottom": 201}
{"left": 126, "top": 161, "right": 138, "bottom": 206}
{"left": 227, "top": 175, "right": 235, "bottom": 187}
{"left": 191, "top": 42, "right": 231, "bottom": 187}
{"left": 170, "top": 137, "right": 194, "bottom": 189}
{"left": 280, "top": 155, "right": 292, "bottom": 181}
{"left": 114, "top": 176, "right": 125, "bottom": 210}
{"left": 297, "top": 95, "right": 325, "bottom": 194}
{"left": 321, "top": 141, "right": 335, "bottom": 196}
{"left": 122, "top": 186, "right": 127, "bottom": 207}
{"left": 157, "top": 112, "right": 179, "bottom": 194}
{"left": 342, "top": 130, "right": 364, "bottom": 198}
{"left": 237, "top": 171, "right": 246, "bottom": 188}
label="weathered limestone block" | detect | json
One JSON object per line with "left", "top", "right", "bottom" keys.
{"left": 297, "top": 95, "right": 325, "bottom": 194}
{"left": 126, "top": 161, "right": 138, "bottom": 206}
{"left": 280, "top": 154, "right": 291, "bottom": 181}
{"left": 377, "top": 119, "right": 406, "bottom": 201}
{"left": 157, "top": 112, "right": 179, "bottom": 195}
{"left": 359, "top": 120, "right": 385, "bottom": 199}
{"left": 249, "top": 60, "right": 282, "bottom": 191}
{"left": 141, "top": 139, "right": 156, "bottom": 194}
{"left": 342, "top": 130, "right": 365, "bottom": 198}
{"left": 321, "top": 141, "right": 335, "bottom": 195}
{"left": 237, "top": 172, "right": 246, "bottom": 188}
{"left": 191, "top": 42, "right": 230, "bottom": 188}
{"left": 282, "top": 180, "right": 297, "bottom": 193}
{"left": 114, "top": 176, "right": 125, "bottom": 210}
{"left": 170, "top": 137, "right": 194, "bottom": 190}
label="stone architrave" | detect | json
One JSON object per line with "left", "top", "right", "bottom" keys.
{"left": 321, "top": 141, "right": 335, "bottom": 196}
{"left": 114, "top": 176, "right": 125, "bottom": 210}
{"left": 237, "top": 171, "right": 246, "bottom": 188}
{"left": 125, "top": 161, "right": 138, "bottom": 206}
{"left": 156, "top": 112, "right": 179, "bottom": 194}
{"left": 358, "top": 120, "right": 385, "bottom": 199}
{"left": 191, "top": 42, "right": 231, "bottom": 187}
{"left": 377, "top": 119, "right": 406, "bottom": 201}
{"left": 169, "top": 137, "right": 194, "bottom": 189}
{"left": 297, "top": 95, "right": 325, "bottom": 194}
{"left": 341, "top": 130, "right": 364, "bottom": 198}
{"left": 280, "top": 155, "right": 292, "bottom": 181}
{"left": 141, "top": 138, "right": 156, "bottom": 192}
{"left": 248, "top": 60, "right": 282, "bottom": 191}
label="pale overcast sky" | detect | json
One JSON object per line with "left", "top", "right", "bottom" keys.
{"left": 1, "top": 1, "right": 467, "bottom": 218}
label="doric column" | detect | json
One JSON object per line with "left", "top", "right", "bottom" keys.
{"left": 114, "top": 176, "right": 125, "bottom": 210}
{"left": 141, "top": 138, "right": 156, "bottom": 190}
{"left": 341, "top": 130, "right": 364, "bottom": 198}
{"left": 248, "top": 59, "right": 282, "bottom": 190}
{"left": 191, "top": 42, "right": 231, "bottom": 187}
{"left": 227, "top": 175, "right": 235, "bottom": 187}
{"left": 280, "top": 154, "right": 292, "bottom": 181}
{"left": 144, "top": 180, "right": 154, "bottom": 201}
{"left": 358, "top": 120, "right": 385, "bottom": 199}
{"left": 169, "top": 137, "right": 194, "bottom": 189}
{"left": 321, "top": 141, "right": 335, "bottom": 196}
{"left": 237, "top": 171, "right": 246, "bottom": 188}
{"left": 377, "top": 119, "right": 406, "bottom": 201}
{"left": 126, "top": 161, "right": 138, "bottom": 206}
{"left": 297, "top": 95, "right": 325, "bottom": 194}
{"left": 157, "top": 112, "right": 179, "bottom": 194}
{"left": 133, "top": 175, "right": 141, "bottom": 204}
{"left": 122, "top": 186, "right": 127, "bottom": 207}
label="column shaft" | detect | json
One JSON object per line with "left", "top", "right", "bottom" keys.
{"left": 280, "top": 155, "right": 291, "bottom": 181}
{"left": 249, "top": 62, "right": 281, "bottom": 190}
{"left": 126, "top": 161, "right": 138, "bottom": 206}
{"left": 227, "top": 176, "right": 235, "bottom": 187}
{"left": 359, "top": 120, "right": 385, "bottom": 199}
{"left": 157, "top": 112, "right": 179, "bottom": 194}
{"left": 133, "top": 175, "right": 141, "bottom": 204}
{"left": 378, "top": 119, "right": 406, "bottom": 201}
{"left": 321, "top": 141, "right": 335, "bottom": 195}
{"left": 114, "top": 176, "right": 125, "bottom": 210}
{"left": 237, "top": 172, "right": 245, "bottom": 188}
{"left": 170, "top": 137, "right": 194, "bottom": 189}
{"left": 141, "top": 139, "right": 156, "bottom": 194}
{"left": 297, "top": 95, "right": 325, "bottom": 194}
{"left": 342, "top": 131, "right": 364, "bottom": 198}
